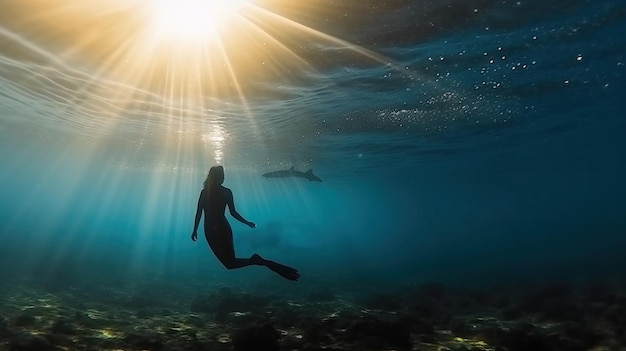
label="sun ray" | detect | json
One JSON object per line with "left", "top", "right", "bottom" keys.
{"left": 236, "top": 14, "right": 313, "bottom": 72}
{"left": 247, "top": 5, "right": 396, "bottom": 69}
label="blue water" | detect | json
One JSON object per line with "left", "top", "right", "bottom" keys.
{"left": 1, "top": 0, "right": 625, "bottom": 296}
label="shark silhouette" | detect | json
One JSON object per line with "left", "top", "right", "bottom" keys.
{"left": 262, "top": 166, "right": 323, "bottom": 182}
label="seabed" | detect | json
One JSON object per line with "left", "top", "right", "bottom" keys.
{"left": 0, "top": 276, "right": 624, "bottom": 351}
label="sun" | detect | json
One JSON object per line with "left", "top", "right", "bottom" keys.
{"left": 150, "top": 0, "right": 245, "bottom": 43}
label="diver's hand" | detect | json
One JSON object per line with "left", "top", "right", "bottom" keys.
{"left": 191, "top": 230, "right": 197, "bottom": 242}
{"left": 247, "top": 221, "right": 256, "bottom": 229}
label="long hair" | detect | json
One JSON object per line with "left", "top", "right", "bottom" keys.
{"left": 203, "top": 165, "right": 224, "bottom": 191}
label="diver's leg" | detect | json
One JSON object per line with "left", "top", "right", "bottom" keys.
{"left": 206, "top": 223, "right": 258, "bottom": 270}
{"left": 251, "top": 254, "right": 300, "bottom": 281}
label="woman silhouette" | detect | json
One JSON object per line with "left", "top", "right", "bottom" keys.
{"left": 191, "top": 165, "right": 300, "bottom": 281}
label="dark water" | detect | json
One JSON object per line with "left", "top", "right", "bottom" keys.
{"left": 1, "top": 0, "right": 626, "bottom": 349}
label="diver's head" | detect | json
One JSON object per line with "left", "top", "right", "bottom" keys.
{"left": 204, "top": 165, "right": 225, "bottom": 189}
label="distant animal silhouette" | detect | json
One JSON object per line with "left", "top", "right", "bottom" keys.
{"left": 262, "top": 166, "right": 323, "bottom": 182}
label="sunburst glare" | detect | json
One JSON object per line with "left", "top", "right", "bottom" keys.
{"left": 150, "top": 0, "right": 246, "bottom": 44}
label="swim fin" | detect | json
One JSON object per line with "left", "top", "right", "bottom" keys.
{"left": 251, "top": 254, "right": 300, "bottom": 281}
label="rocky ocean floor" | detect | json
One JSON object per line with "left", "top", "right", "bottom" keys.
{"left": 0, "top": 276, "right": 625, "bottom": 351}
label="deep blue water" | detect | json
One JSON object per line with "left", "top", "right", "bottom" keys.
{"left": 1, "top": 0, "right": 625, "bottom": 295}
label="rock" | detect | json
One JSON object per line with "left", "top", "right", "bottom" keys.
{"left": 186, "top": 314, "right": 205, "bottom": 327}
{"left": 232, "top": 322, "right": 280, "bottom": 351}
{"left": 447, "top": 317, "right": 470, "bottom": 337}
{"left": 303, "top": 346, "right": 343, "bottom": 351}
{"left": 474, "top": 324, "right": 507, "bottom": 345}
{"left": 344, "top": 315, "right": 412, "bottom": 349}
{"left": 273, "top": 308, "right": 301, "bottom": 326}
{"left": 13, "top": 314, "right": 36, "bottom": 327}
{"left": 329, "top": 311, "right": 361, "bottom": 330}
{"left": 214, "top": 295, "right": 241, "bottom": 321}
{"left": 124, "top": 332, "right": 164, "bottom": 350}
{"left": 358, "top": 334, "right": 385, "bottom": 349}
{"left": 50, "top": 319, "right": 77, "bottom": 335}
{"left": 43, "top": 333, "right": 73, "bottom": 347}
{"left": 280, "top": 334, "right": 305, "bottom": 351}
{"left": 399, "top": 314, "right": 434, "bottom": 335}
{"left": 302, "top": 321, "right": 332, "bottom": 344}
{"left": 517, "top": 282, "right": 583, "bottom": 322}
{"left": 10, "top": 331, "right": 56, "bottom": 350}
{"left": 561, "top": 322, "right": 603, "bottom": 350}
{"left": 499, "top": 324, "right": 554, "bottom": 351}
{"left": 0, "top": 316, "right": 11, "bottom": 337}
{"left": 190, "top": 289, "right": 273, "bottom": 319}
{"left": 224, "top": 311, "right": 264, "bottom": 328}
{"left": 135, "top": 309, "right": 150, "bottom": 319}
{"left": 73, "top": 312, "right": 102, "bottom": 328}
{"left": 76, "top": 334, "right": 114, "bottom": 348}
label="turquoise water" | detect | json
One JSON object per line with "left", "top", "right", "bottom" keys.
{"left": 1, "top": 0, "right": 625, "bottom": 296}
